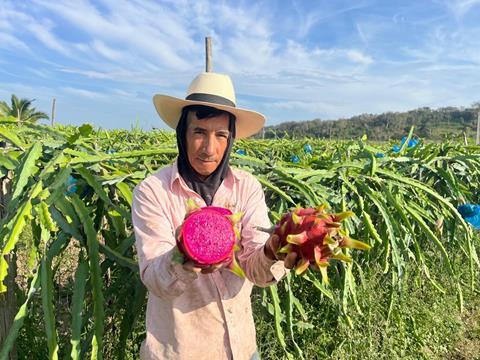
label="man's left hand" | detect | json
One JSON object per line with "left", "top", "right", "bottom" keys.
{"left": 264, "top": 234, "right": 299, "bottom": 269}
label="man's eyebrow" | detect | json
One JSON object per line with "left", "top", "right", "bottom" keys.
{"left": 191, "top": 127, "right": 229, "bottom": 134}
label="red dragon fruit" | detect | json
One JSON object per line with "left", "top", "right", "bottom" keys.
{"left": 272, "top": 205, "right": 371, "bottom": 283}
{"left": 175, "top": 199, "right": 245, "bottom": 277}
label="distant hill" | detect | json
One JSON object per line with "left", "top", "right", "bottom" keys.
{"left": 263, "top": 105, "right": 480, "bottom": 141}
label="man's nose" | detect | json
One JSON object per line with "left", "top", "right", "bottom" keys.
{"left": 203, "top": 133, "right": 216, "bottom": 155}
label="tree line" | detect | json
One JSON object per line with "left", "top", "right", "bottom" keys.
{"left": 263, "top": 104, "right": 480, "bottom": 141}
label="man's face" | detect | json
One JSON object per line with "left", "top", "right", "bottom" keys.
{"left": 186, "top": 111, "right": 230, "bottom": 177}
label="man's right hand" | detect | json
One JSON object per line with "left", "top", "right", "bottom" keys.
{"left": 182, "top": 260, "right": 225, "bottom": 274}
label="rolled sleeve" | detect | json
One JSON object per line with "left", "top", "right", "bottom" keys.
{"left": 237, "top": 177, "right": 287, "bottom": 287}
{"left": 132, "top": 181, "right": 197, "bottom": 300}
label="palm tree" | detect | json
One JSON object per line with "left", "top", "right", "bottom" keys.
{"left": 0, "top": 94, "right": 49, "bottom": 124}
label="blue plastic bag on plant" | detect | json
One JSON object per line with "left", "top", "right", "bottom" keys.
{"left": 393, "top": 137, "right": 418, "bottom": 153}
{"left": 458, "top": 204, "right": 480, "bottom": 229}
{"left": 303, "top": 144, "right": 313, "bottom": 154}
{"left": 401, "top": 136, "right": 419, "bottom": 148}
{"left": 235, "top": 149, "right": 246, "bottom": 156}
{"left": 290, "top": 155, "right": 300, "bottom": 163}
{"left": 65, "top": 175, "right": 78, "bottom": 195}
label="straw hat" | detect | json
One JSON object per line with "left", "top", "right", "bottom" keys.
{"left": 153, "top": 72, "right": 265, "bottom": 139}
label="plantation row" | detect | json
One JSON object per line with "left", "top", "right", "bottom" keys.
{"left": 0, "top": 117, "right": 479, "bottom": 359}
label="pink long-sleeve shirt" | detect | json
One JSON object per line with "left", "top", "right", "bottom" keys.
{"left": 132, "top": 160, "right": 286, "bottom": 360}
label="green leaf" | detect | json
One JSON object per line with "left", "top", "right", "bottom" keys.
{"left": 41, "top": 256, "right": 59, "bottom": 359}
{"left": 405, "top": 206, "right": 456, "bottom": 278}
{"left": 0, "top": 181, "right": 42, "bottom": 292}
{"left": 0, "top": 126, "right": 26, "bottom": 149}
{"left": 63, "top": 148, "right": 177, "bottom": 164}
{"left": 37, "top": 201, "right": 58, "bottom": 232}
{"left": 115, "top": 182, "right": 132, "bottom": 206}
{"left": 79, "top": 123, "right": 94, "bottom": 137}
{"left": 0, "top": 268, "right": 40, "bottom": 359}
{"left": 98, "top": 242, "right": 137, "bottom": 271}
{"left": 269, "top": 285, "right": 294, "bottom": 360}
{"left": 397, "top": 126, "right": 415, "bottom": 154}
{"left": 302, "top": 271, "right": 334, "bottom": 299}
{"left": 116, "top": 278, "right": 147, "bottom": 360}
{"left": 256, "top": 175, "right": 295, "bottom": 205}
{"left": 9, "top": 142, "right": 42, "bottom": 209}
{"left": 285, "top": 273, "right": 304, "bottom": 359}
{"left": 71, "top": 253, "right": 88, "bottom": 360}
{"left": 76, "top": 166, "right": 129, "bottom": 219}
{"left": 71, "top": 195, "right": 105, "bottom": 359}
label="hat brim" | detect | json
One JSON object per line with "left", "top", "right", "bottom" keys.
{"left": 153, "top": 94, "right": 265, "bottom": 139}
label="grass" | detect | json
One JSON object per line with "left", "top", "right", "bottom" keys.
{"left": 253, "top": 255, "right": 480, "bottom": 360}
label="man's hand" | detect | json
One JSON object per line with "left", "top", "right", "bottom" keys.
{"left": 182, "top": 260, "right": 225, "bottom": 274}
{"left": 175, "top": 224, "right": 225, "bottom": 274}
{"left": 264, "top": 234, "right": 298, "bottom": 269}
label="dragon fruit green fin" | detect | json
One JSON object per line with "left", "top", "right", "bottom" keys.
{"left": 294, "top": 258, "right": 310, "bottom": 275}
{"left": 185, "top": 198, "right": 200, "bottom": 215}
{"left": 340, "top": 237, "right": 372, "bottom": 250}
{"left": 228, "top": 255, "right": 245, "bottom": 278}
{"left": 227, "top": 212, "right": 244, "bottom": 225}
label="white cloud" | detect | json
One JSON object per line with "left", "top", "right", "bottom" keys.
{"left": 0, "top": 32, "right": 30, "bottom": 51}
{"left": 27, "top": 21, "right": 70, "bottom": 56}
{"left": 59, "top": 67, "right": 114, "bottom": 80}
{"left": 269, "top": 100, "right": 338, "bottom": 116}
{"left": 27, "top": 67, "right": 49, "bottom": 78}
{"left": 62, "top": 86, "right": 108, "bottom": 99}
{"left": 32, "top": 0, "right": 194, "bottom": 70}
{"left": 346, "top": 50, "right": 373, "bottom": 65}
{"left": 446, "top": 0, "right": 480, "bottom": 18}
{"left": 91, "top": 40, "right": 124, "bottom": 61}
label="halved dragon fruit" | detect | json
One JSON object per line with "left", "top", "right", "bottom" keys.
{"left": 175, "top": 200, "right": 245, "bottom": 277}
{"left": 271, "top": 205, "right": 371, "bottom": 283}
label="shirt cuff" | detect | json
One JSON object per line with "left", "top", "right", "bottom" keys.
{"left": 260, "top": 247, "right": 287, "bottom": 282}
{"left": 270, "top": 260, "right": 287, "bottom": 282}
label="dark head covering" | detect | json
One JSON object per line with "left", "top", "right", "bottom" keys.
{"left": 176, "top": 105, "right": 236, "bottom": 206}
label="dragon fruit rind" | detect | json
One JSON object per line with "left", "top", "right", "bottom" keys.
{"left": 274, "top": 205, "right": 371, "bottom": 283}
{"left": 176, "top": 200, "right": 245, "bottom": 277}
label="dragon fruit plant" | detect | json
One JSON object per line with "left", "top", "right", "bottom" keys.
{"left": 175, "top": 199, "right": 245, "bottom": 277}
{"left": 272, "top": 205, "right": 371, "bottom": 283}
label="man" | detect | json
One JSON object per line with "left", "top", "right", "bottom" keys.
{"left": 132, "top": 72, "right": 297, "bottom": 360}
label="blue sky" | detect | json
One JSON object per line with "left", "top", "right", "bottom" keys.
{"left": 1, "top": 0, "right": 480, "bottom": 131}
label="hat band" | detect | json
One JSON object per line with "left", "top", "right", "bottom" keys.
{"left": 186, "top": 93, "right": 236, "bottom": 108}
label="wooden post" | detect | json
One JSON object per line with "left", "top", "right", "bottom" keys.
{"left": 51, "top": 98, "right": 56, "bottom": 126}
{"left": 476, "top": 111, "right": 480, "bottom": 145}
{"left": 205, "top": 37, "right": 212, "bottom": 72}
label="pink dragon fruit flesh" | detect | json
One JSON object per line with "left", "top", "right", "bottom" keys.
{"left": 175, "top": 200, "right": 245, "bottom": 277}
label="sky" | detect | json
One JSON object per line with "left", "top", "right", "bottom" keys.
{"left": 1, "top": 0, "right": 480, "bottom": 130}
